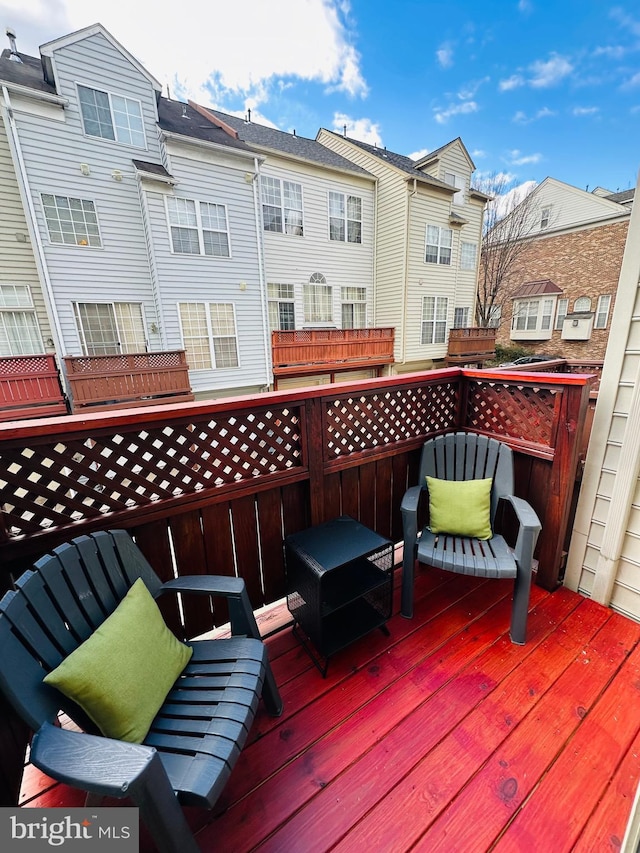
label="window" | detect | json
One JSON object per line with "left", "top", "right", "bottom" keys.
{"left": 540, "top": 207, "right": 551, "bottom": 229}
{"left": 511, "top": 296, "right": 557, "bottom": 340}
{"left": 73, "top": 302, "right": 146, "bottom": 356}
{"left": 328, "top": 192, "right": 362, "bottom": 243}
{"left": 574, "top": 296, "right": 592, "bottom": 312}
{"left": 540, "top": 298, "right": 554, "bottom": 331}
{"left": 453, "top": 307, "right": 470, "bottom": 328}
{"left": 421, "top": 296, "right": 448, "bottom": 344}
{"left": 444, "top": 171, "right": 465, "bottom": 205}
{"left": 341, "top": 287, "right": 367, "bottom": 328}
{"left": 268, "top": 283, "right": 295, "bottom": 331}
{"left": 513, "top": 300, "right": 539, "bottom": 332}
{"left": 425, "top": 225, "right": 452, "bottom": 265}
{"left": 178, "top": 302, "right": 238, "bottom": 369}
{"left": 262, "top": 176, "right": 303, "bottom": 235}
{"left": 0, "top": 285, "right": 43, "bottom": 355}
{"left": 555, "top": 298, "right": 569, "bottom": 330}
{"left": 42, "top": 194, "right": 101, "bottom": 247}
{"left": 78, "top": 84, "right": 145, "bottom": 148}
{"left": 303, "top": 273, "right": 332, "bottom": 323}
{"left": 595, "top": 294, "right": 611, "bottom": 329}
{"left": 460, "top": 242, "right": 477, "bottom": 271}
{"left": 166, "top": 197, "right": 230, "bottom": 257}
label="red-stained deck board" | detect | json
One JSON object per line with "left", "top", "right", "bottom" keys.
{"left": 259, "top": 587, "right": 586, "bottom": 853}
{"left": 413, "top": 608, "right": 640, "bottom": 852}
{"left": 493, "top": 631, "right": 640, "bottom": 853}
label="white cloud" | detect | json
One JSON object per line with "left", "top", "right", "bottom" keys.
{"left": 611, "top": 7, "right": 640, "bottom": 38}
{"left": 492, "top": 180, "right": 538, "bottom": 218}
{"left": 622, "top": 71, "right": 640, "bottom": 89}
{"left": 507, "top": 149, "right": 542, "bottom": 166}
{"left": 513, "top": 106, "right": 556, "bottom": 124}
{"left": 593, "top": 45, "right": 626, "bottom": 59}
{"left": 529, "top": 53, "right": 573, "bottom": 88}
{"left": 518, "top": 0, "right": 532, "bottom": 12}
{"left": 436, "top": 43, "right": 454, "bottom": 69}
{"left": 471, "top": 149, "right": 486, "bottom": 159}
{"left": 499, "top": 74, "right": 525, "bottom": 91}
{"left": 409, "top": 148, "right": 430, "bottom": 161}
{"left": 332, "top": 113, "right": 382, "bottom": 145}
{"left": 434, "top": 100, "right": 479, "bottom": 124}
{"left": 6, "top": 0, "right": 368, "bottom": 106}
{"left": 572, "top": 106, "right": 600, "bottom": 116}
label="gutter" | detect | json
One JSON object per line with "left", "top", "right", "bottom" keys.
{"left": 0, "top": 79, "right": 67, "bottom": 106}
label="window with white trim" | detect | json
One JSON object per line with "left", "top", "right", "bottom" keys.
{"left": 540, "top": 206, "right": 551, "bottom": 229}
{"left": 574, "top": 296, "right": 592, "bottom": 312}
{"left": 77, "top": 85, "right": 145, "bottom": 148}
{"left": 595, "top": 294, "right": 611, "bottom": 329}
{"left": 444, "top": 171, "right": 465, "bottom": 205}
{"left": 341, "top": 287, "right": 366, "bottom": 328}
{"left": 42, "top": 194, "right": 101, "bottom": 247}
{"left": 268, "top": 283, "right": 295, "bottom": 330}
{"left": 555, "top": 298, "right": 569, "bottom": 330}
{"left": 178, "top": 302, "right": 239, "bottom": 369}
{"left": 425, "top": 225, "right": 452, "bottom": 265}
{"left": 166, "top": 197, "right": 230, "bottom": 257}
{"left": 73, "top": 302, "right": 146, "bottom": 356}
{"left": 511, "top": 296, "right": 556, "bottom": 340}
{"left": 421, "top": 296, "right": 448, "bottom": 344}
{"left": 513, "top": 300, "right": 539, "bottom": 331}
{"left": 453, "top": 307, "right": 470, "bottom": 328}
{"left": 460, "top": 242, "right": 477, "bottom": 270}
{"left": 328, "top": 192, "right": 362, "bottom": 243}
{"left": 303, "top": 273, "right": 332, "bottom": 323}
{"left": 262, "top": 176, "right": 303, "bottom": 235}
{"left": 0, "top": 285, "right": 44, "bottom": 355}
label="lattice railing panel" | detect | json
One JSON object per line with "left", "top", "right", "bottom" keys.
{"left": 325, "top": 382, "right": 458, "bottom": 459}
{"left": 465, "top": 380, "right": 558, "bottom": 446}
{"left": 1, "top": 406, "right": 302, "bottom": 537}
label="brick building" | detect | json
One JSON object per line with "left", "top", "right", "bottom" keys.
{"left": 490, "top": 178, "right": 633, "bottom": 360}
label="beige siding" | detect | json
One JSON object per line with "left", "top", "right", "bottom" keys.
{"left": 0, "top": 120, "right": 52, "bottom": 349}
{"left": 565, "top": 177, "right": 640, "bottom": 622}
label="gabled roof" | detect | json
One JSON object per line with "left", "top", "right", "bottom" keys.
{"left": 318, "top": 129, "right": 455, "bottom": 191}
{"left": 413, "top": 137, "right": 476, "bottom": 171}
{"left": 201, "top": 109, "right": 374, "bottom": 178}
{"left": 158, "top": 99, "right": 255, "bottom": 155}
{"left": 511, "top": 280, "right": 563, "bottom": 299}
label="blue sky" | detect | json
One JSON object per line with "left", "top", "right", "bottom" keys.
{"left": 2, "top": 0, "right": 639, "bottom": 195}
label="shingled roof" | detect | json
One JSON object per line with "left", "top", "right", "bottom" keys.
{"left": 0, "top": 49, "right": 56, "bottom": 94}
{"left": 605, "top": 188, "right": 635, "bottom": 205}
{"left": 157, "top": 98, "right": 254, "bottom": 154}
{"left": 200, "top": 108, "right": 373, "bottom": 177}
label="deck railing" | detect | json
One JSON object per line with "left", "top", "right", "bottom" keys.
{"left": 63, "top": 350, "right": 194, "bottom": 411}
{"left": 0, "top": 354, "right": 68, "bottom": 422}
{"left": 0, "top": 365, "right": 594, "bottom": 805}
{"left": 445, "top": 327, "right": 496, "bottom": 366}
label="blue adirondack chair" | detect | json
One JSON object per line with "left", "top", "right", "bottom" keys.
{"left": 401, "top": 432, "right": 542, "bottom": 644}
{"left": 0, "top": 529, "right": 283, "bottom": 853}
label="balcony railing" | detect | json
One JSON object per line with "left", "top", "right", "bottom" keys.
{"left": 63, "top": 350, "right": 194, "bottom": 411}
{"left": 0, "top": 354, "right": 68, "bottom": 422}
{"left": 271, "top": 328, "right": 395, "bottom": 387}
{"left": 0, "top": 366, "right": 594, "bottom": 805}
{"left": 445, "top": 327, "right": 496, "bottom": 367}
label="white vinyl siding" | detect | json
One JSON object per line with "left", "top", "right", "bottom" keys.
{"left": 268, "top": 283, "right": 295, "bottom": 330}
{"left": 77, "top": 84, "right": 145, "bottom": 148}
{"left": 74, "top": 301, "right": 146, "bottom": 355}
{"left": 0, "top": 285, "right": 44, "bottom": 355}
{"left": 425, "top": 225, "right": 452, "bottom": 265}
{"left": 178, "top": 302, "right": 239, "bottom": 370}
{"left": 555, "top": 298, "right": 569, "bottom": 330}
{"left": 41, "top": 194, "right": 102, "bottom": 247}
{"left": 341, "top": 286, "right": 366, "bottom": 328}
{"left": 329, "top": 192, "right": 362, "bottom": 243}
{"left": 166, "top": 197, "right": 230, "bottom": 257}
{"left": 262, "top": 176, "right": 303, "bottom": 236}
{"left": 421, "top": 296, "right": 448, "bottom": 344}
{"left": 595, "top": 294, "right": 612, "bottom": 329}
{"left": 460, "top": 242, "right": 477, "bottom": 270}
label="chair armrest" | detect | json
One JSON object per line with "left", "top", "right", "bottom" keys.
{"left": 31, "top": 722, "right": 157, "bottom": 798}
{"left": 501, "top": 494, "right": 542, "bottom": 570}
{"left": 401, "top": 485, "right": 425, "bottom": 556}
{"left": 158, "top": 576, "right": 260, "bottom": 641}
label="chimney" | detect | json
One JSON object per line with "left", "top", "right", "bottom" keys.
{"left": 6, "top": 27, "right": 22, "bottom": 63}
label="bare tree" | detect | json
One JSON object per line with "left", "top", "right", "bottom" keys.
{"left": 476, "top": 174, "right": 540, "bottom": 328}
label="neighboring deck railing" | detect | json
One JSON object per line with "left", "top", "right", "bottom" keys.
{"left": 0, "top": 366, "right": 594, "bottom": 805}
{"left": 63, "top": 350, "right": 194, "bottom": 411}
{"left": 445, "top": 327, "right": 496, "bottom": 367}
{"left": 0, "top": 354, "right": 68, "bottom": 422}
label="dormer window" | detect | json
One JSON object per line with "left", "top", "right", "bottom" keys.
{"left": 444, "top": 171, "right": 465, "bottom": 205}
{"left": 78, "top": 85, "right": 145, "bottom": 148}
{"left": 540, "top": 206, "right": 551, "bottom": 229}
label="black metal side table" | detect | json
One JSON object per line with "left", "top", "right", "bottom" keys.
{"left": 285, "top": 516, "right": 393, "bottom": 675}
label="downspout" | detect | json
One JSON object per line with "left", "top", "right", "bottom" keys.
{"left": 1, "top": 85, "right": 67, "bottom": 390}
{"left": 400, "top": 179, "right": 416, "bottom": 364}
{"left": 252, "top": 157, "right": 271, "bottom": 389}
{"left": 135, "top": 175, "right": 167, "bottom": 349}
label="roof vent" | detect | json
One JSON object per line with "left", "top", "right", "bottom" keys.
{"left": 181, "top": 104, "right": 189, "bottom": 119}
{"left": 246, "top": 108, "right": 252, "bottom": 123}
{"left": 6, "top": 27, "right": 22, "bottom": 63}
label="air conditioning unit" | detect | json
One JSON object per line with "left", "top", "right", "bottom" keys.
{"left": 561, "top": 312, "right": 594, "bottom": 341}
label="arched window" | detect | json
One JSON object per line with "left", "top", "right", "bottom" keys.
{"left": 574, "top": 297, "right": 592, "bottom": 312}
{"left": 309, "top": 272, "right": 326, "bottom": 284}
{"left": 304, "top": 273, "right": 332, "bottom": 323}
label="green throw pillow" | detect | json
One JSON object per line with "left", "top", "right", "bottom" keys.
{"left": 44, "top": 577, "right": 192, "bottom": 743}
{"left": 426, "top": 476, "right": 493, "bottom": 540}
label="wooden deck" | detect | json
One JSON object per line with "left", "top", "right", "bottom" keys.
{"left": 20, "top": 566, "right": 640, "bottom": 852}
